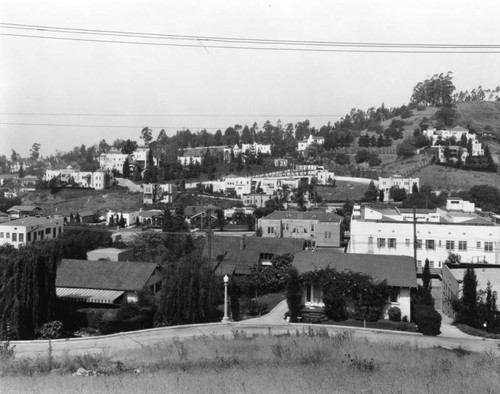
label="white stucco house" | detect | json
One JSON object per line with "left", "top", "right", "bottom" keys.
{"left": 293, "top": 251, "right": 417, "bottom": 321}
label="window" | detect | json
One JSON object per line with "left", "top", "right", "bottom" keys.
{"left": 377, "top": 238, "right": 386, "bottom": 248}
{"left": 19, "top": 234, "right": 24, "bottom": 243}
{"left": 325, "top": 232, "right": 331, "bottom": 239}
{"left": 446, "top": 240, "right": 454, "bottom": 250}
{"left": 267, "top": 227, "right": 274, "bottom": 234}
{"left": 459, "top": 241, "right": 467, "bottom": 251}
{"left": 429, "top": 261, "right": 434, "bottom": 268}
{"left": 485, "top": 242, "right": 493, "bottom": 252}
{"left": 417, "top": 260, "right": 422, "bottom": 268}
{"left": 12, "top": 233, "right": 17, "bottom": 242}
{"left": 390, "top": 288, "right": 399, "bottom": 303}
{"left": 477, "top": 241, "right": 481, "bottom": 249}
{"left": 388, "top": 238, "right": 397, "bottom": 248}
{"left": 426, "top": 240, "right": 435, "bottom": 250}
{"left": 416, "top": 239, "right": 422, "bottom": 249}
{"left": 6, "top": 232, "right": 10, "bottom": 239}
{"left": 285, "top": 223, "right": 289, "bottom": 231}
{"left": 45, "top": 228, "right": 51, "bottom": 234}
{"left": 0, "top": 232, "right": 3, "bottom": 238}
{"left": 405, "top": 238, "right": 410, "bottom": 247}
{"left": 27, "top": 233, "right": 31, "bottom": 242}
{"left": 311, "top": 224, "right": 315, "bottom": 232}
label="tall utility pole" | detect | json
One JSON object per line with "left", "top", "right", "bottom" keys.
{"left": 413, "top": 206, "right": 417, "bottom": 271}
{"left": 207, "top": 208, "right": 212, "bottom": 267}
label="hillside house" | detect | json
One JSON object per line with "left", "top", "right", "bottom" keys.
{"left": 293, "top": 251, "right": 417, "bottom": 321}
{"left": 56, "top": 259, "right": 162, "bottom": 305}
{"left": 257, "top": 210, "right": 344, "bottom": 248}
{"left": 7, "top": 205, "right": 42, "bottom": 218}
{"left": 297, "top": 134, "right": 325, "bottom": 152}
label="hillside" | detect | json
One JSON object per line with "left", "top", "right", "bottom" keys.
{"left": 456, "top": 101, "right": 500, "bottom": 136}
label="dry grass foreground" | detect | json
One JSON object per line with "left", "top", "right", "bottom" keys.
{"left": 2, "top": 328, "right": 500, "bottom": 393}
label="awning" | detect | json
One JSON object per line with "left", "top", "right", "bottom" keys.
{"left": 56, "top": 287, "right": 125, "bottom": 304}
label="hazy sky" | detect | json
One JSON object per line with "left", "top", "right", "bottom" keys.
{"left": 1, "top": 0, "right": 500, "bottom": 158}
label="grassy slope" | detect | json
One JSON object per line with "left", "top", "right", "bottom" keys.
{"left": 2, "top": 332, "right": 499, "bottom": 393}
{"left": 456, "top": 101, "right": 500, "bottom": 136}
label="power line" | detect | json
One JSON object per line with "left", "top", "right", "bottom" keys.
{"left": 2, "top": 22, "right": 499, "bottom": 49}
{"left": 0, "top": 112, "right": 344, "bottom": 118}
{"left": 1, "top": 23, "right": 499, "bottom": 53}
{"left": 0, "top": 122, "right": 223, "bottom": 129}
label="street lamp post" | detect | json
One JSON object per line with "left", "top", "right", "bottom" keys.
{"left": 222, "top": 274, "right": 230, "bottom": 323}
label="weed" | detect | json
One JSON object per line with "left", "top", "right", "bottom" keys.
{"left": 0, "top": 339, "right": 15, "bottom": 361}
{"left": 172, "top": 340, "right": 188, "bottom": 361}
{"left": 343, "top": 353, "right": 379, "bottom": 372}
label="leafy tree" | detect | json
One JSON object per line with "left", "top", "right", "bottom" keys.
{"left": 334, "top": 153, "right": 350, "bottom": 165}
{"left": 121, "top": 139, "right": 138, "bottom": 154}
{"left": 355, "top": 149, "right": 371, "bottom": 164}
{"left": 396, "top": 141, "right": 416, "bottom": 159}
{"left": 154, "top": 253, "right": 218, "bottom": 326}
{"left": 98, "top": 139, "right": 111, "bottom": 154}
{"left": 389, "top": 186, "right": 407, "bottom": 202}
{"left": 0, "top": 241, "right": 61, "bottom": 339}
{"left": 410, "top": 72, "right": 455, "bottom": 107}
{"left": 248, "top": 254, "right": 294, "bottom": 296}
{"left": 141, "top": 127, "right": 153, "bottom": 145}
{"left": 30, "top": 143, "right": 41, "bottom": 160}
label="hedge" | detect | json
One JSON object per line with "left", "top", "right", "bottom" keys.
{"left": 414, "top": 305, "right": 441, "bottom": 336}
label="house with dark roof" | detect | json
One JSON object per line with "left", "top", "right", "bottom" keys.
{"left": 293, "top": 251, "right": 417, "bottom": 320}
{"left": 56, "top": 259, "right": 162, "bottom": 305}
{"left": 7, "top": 205, "right": 42, "bottom": 218}
{"left": 257, "top": 210, "right": 344, "bottom": 248}
{"left": 207, "top": 235, "right": 306, "bottom": 276}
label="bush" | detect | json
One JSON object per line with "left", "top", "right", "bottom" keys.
{"left": 242, "top": 298, "right": 268, "bottom": 316}
{"left": 388, "top": 306, "right": 402, "bottom": 322}
{"left": 414, "top": 305, "right": 441, "bottom": 336}
{"left": 36, "top": 321, "right": 64, "bottom": 339}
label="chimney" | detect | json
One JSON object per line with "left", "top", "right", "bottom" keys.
{"left": 240, "top": 235, "right": 246, "bottom": 251}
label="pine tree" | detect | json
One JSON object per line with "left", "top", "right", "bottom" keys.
{"left": 422, "top": 258, "right": 432, "bottom": 291}
{"left": 119, "top": 213, "right": 126, "bottom": 228}
{"left": 69, "top": 212, "right": 74, "bottom": 222}
{"left": 109, "top": 215, "right": 115, "bottom": 227}
{"left": 122, "top": 158, "right": 131, "bottom": 178}
{"left": 75, "top": 213, "right": 81, "bottom": 223}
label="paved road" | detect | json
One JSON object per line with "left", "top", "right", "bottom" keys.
{"left": 11, "top": 301, "right": 500, "bottom": 358}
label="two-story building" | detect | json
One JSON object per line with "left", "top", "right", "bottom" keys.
{"left": 348, "top": 199, "right": 500, "bottom": 269}
{"left": 0, "top": 217, "right": 64, "bottom": 248}
{"left": 257, "top": 210, "right": 343, "bottom": 248}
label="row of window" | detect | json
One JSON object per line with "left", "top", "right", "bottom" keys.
{"left": 0, "top": 227, "right": 61, "bottom": 243}
{"left": 376, "top": 238, "right": 494, "bottom": 252}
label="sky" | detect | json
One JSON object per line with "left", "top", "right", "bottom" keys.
{"left": 1, "top": 0, "right": 500, "bottom": 158}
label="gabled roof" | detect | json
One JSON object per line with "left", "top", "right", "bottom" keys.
{"left": 293, "top": 250, "right": 417, "bottom": 288}
{"left": 207, "top": 236, "right": 305, "bottom": 275}
{"left": 56, "top": 259, "right": 159, "bottom": 291}
{"left": 7, "top": 205, "right": 41, "bottom": 213}
{"left": 262, "top": 210, "right": 343, "bottom": 223}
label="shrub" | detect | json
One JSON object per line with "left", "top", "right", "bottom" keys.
{"left": 388, "top": 306, "right": 402, "bottom": 322}
{"left": 414, "top": 305, "right": 441, "bottom": 336}
{"left": 242, "top": 298, "right": 268, "bottom": 316}
{"left": 36, "top": 321, "right": 64, "bottom": 339}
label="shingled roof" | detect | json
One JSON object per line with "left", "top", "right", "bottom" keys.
{"left": 56, "top": 259, "right": 160, "bottom": 291}
{"left": 262, "top": 210, "right": 343, "bottom": 223}
{"left": 293, "top": 250, "right": 417, "bottom": 288}
{"left": 207, "top": 236, "right": 305, "bottom": 275}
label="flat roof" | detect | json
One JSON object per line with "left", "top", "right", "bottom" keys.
{"left": 0, "top": 217, "right": 63, "bottom": 227}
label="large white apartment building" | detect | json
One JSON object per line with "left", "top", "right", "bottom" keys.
{"left": 378, "top": 175, "right": 419, "bottom": 201}
{"left": 0, "top": 217, "right": 64, "bottom": 248}
{"left": 98, "top": 150, "right": 130, "bottom": 173}
{"left": 348, "top": 199, "right": 500, "bottom": 268}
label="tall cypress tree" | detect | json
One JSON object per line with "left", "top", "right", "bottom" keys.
{"left": 462, "top": 267, "right": 478, "bottom": 327}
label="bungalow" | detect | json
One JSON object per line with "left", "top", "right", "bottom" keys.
{"left": 207, "top": 235, "right": 305, "bottom": 276}
{"left": 293, "top": 251, "right": 417, "bottom": 321}
{"left": 7, "top": 205, "right": 42, "bottom": 218}
{"left": 56, "top": 259, "right": 162, "bottom": 305}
